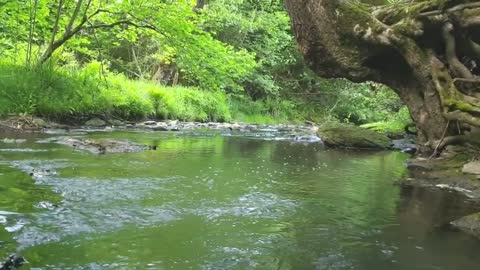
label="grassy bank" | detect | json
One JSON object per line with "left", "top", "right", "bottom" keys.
{"left": 0, "top": 61, "right": 299, "bottom": 124}
{"left": 0, "top": 61, "right": 411, "bottom": 131}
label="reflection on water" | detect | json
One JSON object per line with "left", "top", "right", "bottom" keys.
{"left": 0, "top": 131, "right": 479, "bottom": 270}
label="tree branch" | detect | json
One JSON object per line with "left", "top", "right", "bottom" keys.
{"left": 65, "top": 0, "right": 84, "bottom": 34}
{"left": 442, "top": 22, "right": 473, "bottom": 79}
{"left": 418, "top": 2, "right": 480, "bottom": 18}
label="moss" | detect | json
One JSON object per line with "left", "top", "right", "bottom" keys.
{"left": 430, "top": 59, "right": 480, "bottom": 114}
{"left": 444, "top": 99, "right": 478, "bottom": 112}
{"left": 462, "top": 8, "right": 480, "bottom": 18}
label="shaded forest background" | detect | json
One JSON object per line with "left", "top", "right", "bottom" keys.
{"left": 0, "top": 0, "right": 409, "bottom": 131}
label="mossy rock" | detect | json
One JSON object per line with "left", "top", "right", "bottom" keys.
{"left": 318, "top": 122, "right": 392, "bottom": 149}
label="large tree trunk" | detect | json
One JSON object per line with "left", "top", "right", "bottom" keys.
{"left": 285, "top": 0, "right": 480, "bottom": 155}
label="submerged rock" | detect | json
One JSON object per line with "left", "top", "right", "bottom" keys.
{"left": 1, "top": 138, "right": 27, "bottom": 144}
{"left": 293, "top": 135, "right": 322, "bottom": 143}
{"left": 35, "top": 201, "right": 59, "bottom": 210}
{"left": 451, "top": 212, "right": 480, "bottom": 240}
{"left": 56, "top": 138, "right": 156, "bottom": 154}
{"left": 0, "top": 254, "right": 27, "bottom": 270}
{"left": 317, "top": 123, "right": 391, "bottom": 149}
{"left": 29, "top": 167, "right": 57, "bottom": 179}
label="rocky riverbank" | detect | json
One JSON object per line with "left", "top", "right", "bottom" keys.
{"left": 1, "top": 116, "right": 422, "bottom": 152}
{"left": 0, "top": 116, "right": 318, "bottom": 135}
{"left": 400, "top": 146, "right": 480, "bottom": 239}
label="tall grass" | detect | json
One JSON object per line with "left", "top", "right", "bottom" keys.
{"left": 228, "top": 96, "right": 300, "bottom": 124}
{"left": 0, "top": 60, "right": 235, "bottom": 122}
{"left": 0, "top": 60, "right": 304, "bottom": 123}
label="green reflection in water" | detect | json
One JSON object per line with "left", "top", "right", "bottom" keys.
{"left": 0, "top": 131, "right": 478, "bottom": 270}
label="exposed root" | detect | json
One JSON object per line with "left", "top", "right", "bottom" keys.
{"left": 430, "top": 120, "right": 450, "bottom": 159}
{"left": 444, "top": 110, "right": 480, "bottom": 126}
{"left": 442, "top": 22, "right": 474, "bottom": 79}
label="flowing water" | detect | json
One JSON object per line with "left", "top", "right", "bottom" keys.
{"left": 0, "top": 130, "right": 480, "bottom": 270}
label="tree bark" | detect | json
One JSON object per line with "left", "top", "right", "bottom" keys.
{"left": 285, "top": 0, "right": 480, "bottom": 155}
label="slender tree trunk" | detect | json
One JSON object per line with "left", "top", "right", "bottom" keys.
{"left": 194, "top": 0, "right": 206, "bottom": 11}
{"left": 26, "top": 0, "right": 39, "bottom": 66}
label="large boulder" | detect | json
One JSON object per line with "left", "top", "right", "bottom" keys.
{"left": 451, "top": 212, "right": 480, "bottom": 240}
{"left": 84, "top": 118, "right": 106, "bottom": 127}
{"left": 317, "top": 122, "right": 392, "bottom": 149}
{"left": 462, "top": 161, "right": 480, "bottom": 175}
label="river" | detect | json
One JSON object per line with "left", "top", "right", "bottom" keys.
{"left": 0, "top": 130, "right": 479, "bottom": 269}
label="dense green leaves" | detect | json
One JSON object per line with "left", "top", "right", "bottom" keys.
{"left": 0, "top": 0, "right": 408, "bottom": 127}
{"left": 201, "top": 0, "right": 298, "bottom": 97}
{"left": 0, "top": 0, "right": 256, "bottom": 91}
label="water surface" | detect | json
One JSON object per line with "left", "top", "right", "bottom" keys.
{"left": 0, "top": 131, "right": 479, "bottom": 270}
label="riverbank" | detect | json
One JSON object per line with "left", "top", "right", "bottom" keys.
{"left": 398, "top": 147, "right": 480, "bottom": 239}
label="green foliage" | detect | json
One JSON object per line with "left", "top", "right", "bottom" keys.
{"left": 228, "top": 96, "right": 299, "bottom": 124}
{"left": 360, "top": 106, "right": 412, "bottom": 134}
{"left": 0, "top": 0, "right": 256, "bottom": 92}
{"left": 0, "top": 59, "right": 231, "bottom": 122}
{"left": 326, "top": 80, "right": 404, "bottom": 124}
{"left": 0, "top": 0, "right": 412, "bottom": 128}
{"left": 202, "top": 0, "right": 299, "bottom": 98}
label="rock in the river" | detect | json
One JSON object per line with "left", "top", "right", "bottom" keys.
{"left": 31, "top": 117, "right": 47, "bottom": 127}
{"left": 1, "top": 138, "right": 26, "bottom": 144}
{"left": 142, "top": 120, "right": 157, "bottom": 126}
{"left": 84, "top": 118, "right": 106, "bottom": 127}
{"left": 109, "top": 119, "right": 125, "bottom": 126}
{"left": 392, "top": 137, "right": 417, "bottom": 153}
{"left": 151, "top": 125, "right": 168, "bottom": 131}
{"left": 451, "top": 212, "right": 480, "bottom": 239}
{"left": 0, "top": 254, "right": 27, "bottom": 270}
{"left": 29, "top": 167, "right": 57, "bottom": 178}
{"left": 57, "top": 138, "right": 157, "bottom": 154}
{"left": 293, "top": 135, "right": 322, "bottom": 143}
{"left": 462, "top": 160, "right": 480, "bottom": 175}
{"left": 35, "top": 201, "right": 59, "bottom": 210}
{"left": 317, "top": 122, "right": 391, "bottom": 149}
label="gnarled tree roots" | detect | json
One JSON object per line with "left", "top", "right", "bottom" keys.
{"left": 286, "top": 0, "right": 480, "bottom": 155}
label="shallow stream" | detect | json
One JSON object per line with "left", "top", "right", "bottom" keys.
{"left": 0, "top": 130, "right": 479, "bottom": 269}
